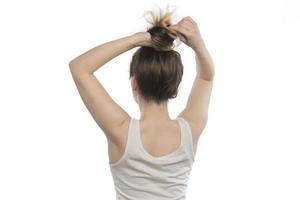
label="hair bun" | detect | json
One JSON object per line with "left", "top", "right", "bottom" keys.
{"left": 143, "top": 6, "right": 180, "bottom": 51}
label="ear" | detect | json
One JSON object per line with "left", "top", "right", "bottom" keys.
{"left": 130, "top": 76, "right": 138, "bottom": 90}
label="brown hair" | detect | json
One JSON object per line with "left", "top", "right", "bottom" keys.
{"left": 129, "top": 6, "right": 184, "bottom": 105}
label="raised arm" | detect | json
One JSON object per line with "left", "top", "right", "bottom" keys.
{"left": 169, "top": 16, "right": 215, "bottom": 137}
{"left": 69, "top": 32, "right": 151, "bottom": 143}
{"left": 179, "top": 43, "right": 214, "bottom": 136}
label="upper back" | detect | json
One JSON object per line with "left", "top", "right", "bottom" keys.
{"left": 109, "top": 117, "right": 196, "bottom": 200}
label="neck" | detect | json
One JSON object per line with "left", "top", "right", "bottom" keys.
{"left": 138, "top": 99, "right": 170, "bottom": 121}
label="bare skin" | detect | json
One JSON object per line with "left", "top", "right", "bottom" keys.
{"left": 69, "top": 16, "right": 214, "bottom": 164}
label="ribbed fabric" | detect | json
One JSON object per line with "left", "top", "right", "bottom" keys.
{"left": 109, "top": 117, "right": 195, "bottom": 200}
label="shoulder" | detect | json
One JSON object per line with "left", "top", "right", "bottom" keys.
{"left": 107, "top": 116, "right": 132, "bottom": 147}
{"left": 178, "top": 114, "right": 207, "bottom": 139}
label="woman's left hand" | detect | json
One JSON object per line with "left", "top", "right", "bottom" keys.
{"left": 129, "top": 32, "right": 152, "bottom": 48}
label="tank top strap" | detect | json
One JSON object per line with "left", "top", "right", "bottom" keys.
{"left": 127, "top": 117, "right": 141, "bottom": 148}
{"left": 110, "top": 117, "right": 195, "bottom": 167}
{"left": 124, "top": 117, "right": 141, "bottom": 153}
{"left": 176, "top": 117, "right": 195, "bottom": 161}
{"left": 109, "top": 117, "right": 138, "bottom": 167}
{"left": 122, "top": 117, "right": 144, "bottom": 158}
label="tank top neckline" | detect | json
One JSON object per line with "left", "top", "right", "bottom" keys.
{"left": 134, "top": 117, "right": 183, "bottom": 160}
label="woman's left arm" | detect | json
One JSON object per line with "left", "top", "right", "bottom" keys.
{"left": 69, "top": 33, "right": 150, "bottom": 143}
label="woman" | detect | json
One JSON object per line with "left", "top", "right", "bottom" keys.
{"left": 69, "top": 8, "right": 214, "bottom": 200}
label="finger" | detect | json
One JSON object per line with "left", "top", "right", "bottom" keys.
{"left": 189, "top": 18, "right": 197, "bottom": 25}
{"left": 183, "top": 16, "right": 197, "bottom": 26}
{"left": 170, "top": 23, "right": 189, "bottom": 33}
{"left": 175, "top": 29, "right": 189, "bottom": 43}
{"left": 182, "top": 18, "right": 195, "bottom": 27}
{"left": 168, "top": 25, "right": 186, "bottom": 42}
{"left": 177, "top": 22, "right": 191, "bottom": 32}
{"left": 174, "top": 18, "right": 193, "bottom": 29}
{"left": 168, "top": 24, "right": 178, "bottom": 31}
{"left": 186, "top": 19, "right": 195, "bottom": 26}
{"left": 177, "top": 32, "right": 187, "bottom": 43}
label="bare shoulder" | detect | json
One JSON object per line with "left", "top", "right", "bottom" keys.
{"left": 108, "top": 116, "right": 132, "bottom": 147}
{"left": 177, "top": 113, "right": 207, "bottom": 156}
{"left": 177, "top": 113, "right": 208, "bottom": 139}
{"left": 107, "top": 116, "right": 132, "bottom": 164}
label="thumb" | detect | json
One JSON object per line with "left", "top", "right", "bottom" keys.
{"left": 169, "top": 24, "right": 178, "bottom": 31}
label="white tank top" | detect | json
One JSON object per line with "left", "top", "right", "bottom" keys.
{"left": 109, "top": 117, "right": 195, "bottom": 200}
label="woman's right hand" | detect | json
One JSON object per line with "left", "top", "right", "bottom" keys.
{"left": 168, "top": 16, "right": 203, "bottom": 50}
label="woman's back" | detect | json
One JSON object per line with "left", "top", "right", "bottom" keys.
{"left": 109, "top": 116, "right": 197, "bottom": 200}
{"left": 69, "top": 7, "right": 214, "bottom": 200}
{"left": 108, "top": 116, "right": 198, "bottom": 164}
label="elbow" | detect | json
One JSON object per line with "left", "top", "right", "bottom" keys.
{"left": 208, "top": 65, "right": 215, "bottom": 80}
{"left": 68, "top": 60, "right": 92, "bottom": 76}
{"left": 207, "top": 67, "right": 215, "bottom": 81}
{"left": 68, "top": 60, "right": 83, "bottom": 77}
{"left": 197, "top": 64, "right": 215, "bottom": 81}
{"left": 197, "top": 71, "right": 215, "bottom": 81}
{"left": 206, "top": 70, "right": 215, "bottom": 81}
{"left": 209, "top": 71, "right": 215, "bottom": 81}
{"left": 68, "top": 59, "right": 82, "bottom": 74}
{"left": 69, "top": 59, "right": 78, "bottom": 70}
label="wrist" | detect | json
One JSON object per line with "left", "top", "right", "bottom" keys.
{"left": 192, "top": 43, "right": 206, "bottom": 54}
{"left": 129, "top": 32, "right": 152, "bottom": 48}
{"left": 128, "top": 33, "right": 143, "bottom": 48}
{"left": 191, "top": 37, "right": 205, "bottom": 51}
{"left": 128, "top": 34, "right": 138, "bottom": 48}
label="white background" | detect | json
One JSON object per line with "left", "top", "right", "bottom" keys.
{"left": 0, "top": 0, "right": 299, "bottom": 199}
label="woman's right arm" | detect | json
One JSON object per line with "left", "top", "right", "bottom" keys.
{"left": 171, "top": 17, "right": 215, "bottom": 137}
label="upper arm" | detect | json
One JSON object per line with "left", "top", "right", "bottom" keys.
{"left": 178, "top": 76, "right": 214, "bottom": 136}
{"left": 69, "top": 67, "right": 130, "bottom": 143}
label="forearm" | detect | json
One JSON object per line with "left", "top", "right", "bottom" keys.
{"left": 193, "top": 38, "right": 215, "bottom": 81}
{"left": 69, "top": 35, "right": 136, "bottom": 74}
